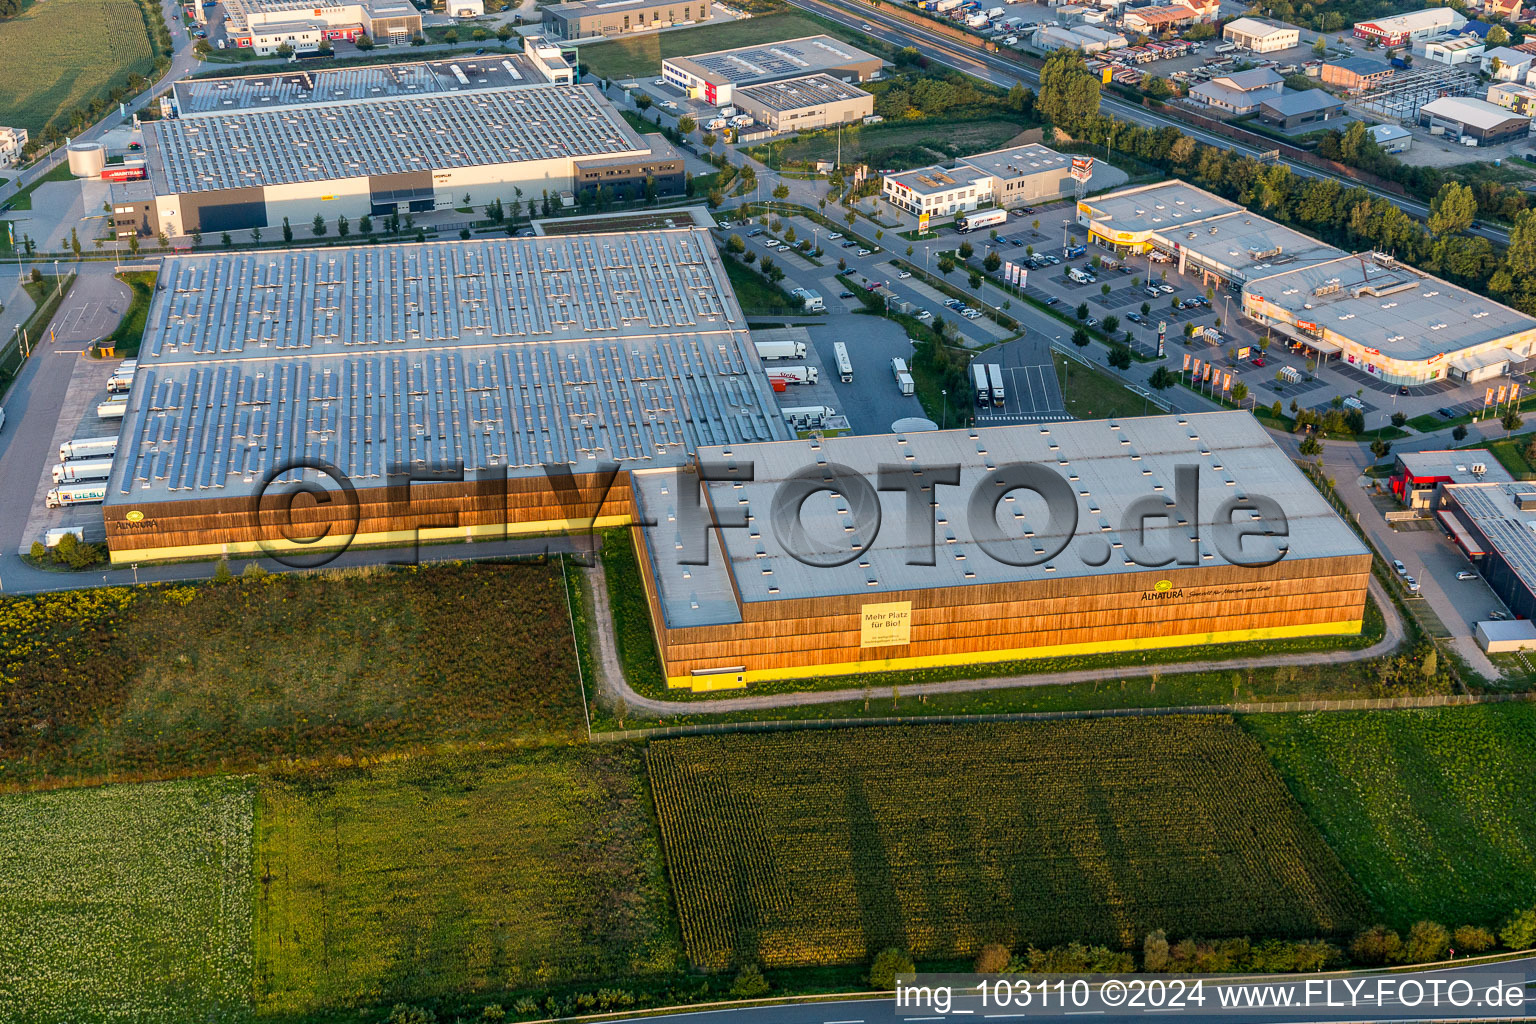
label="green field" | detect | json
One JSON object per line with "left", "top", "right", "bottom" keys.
{"left": 254, "top": 748, "right": 681, "bottom": 1014}
{"left": 0, "top": 562, "right": 584, "bottom": 788}
{"left": 0, "top": 0, "right": 159, "bottom": 135}
{"left": 751, "top": 116, "right": 1030, "bottom": 172}
{"left": 1245, "top": 705, "right": 1536, "bottom": 929}
{"left": 1056, "top": 351, "right": 1155, "bottom": 420}
{"left": 0, "top": 777, "right": 254, "bottom": 1023}
{"left": 648, "top": 719, "right": 1367, "bottom": 970}
{"left": 579, "top": 13, "right": 841, "bottom": 81}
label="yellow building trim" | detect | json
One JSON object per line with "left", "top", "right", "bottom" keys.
{"left": 107, "top": 515, "right": 634, "bottom": 565}
{"left": 665, "top": 619, "right": 1365, "bottom": 691}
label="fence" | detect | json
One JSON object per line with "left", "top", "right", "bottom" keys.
{"left": 590, "top": 690, "right": 1534, "bottom": 742}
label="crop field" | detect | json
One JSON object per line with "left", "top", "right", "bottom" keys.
{"left": 648, "top": 718, "right": 1367, "bottom": 970}
{"left": 0, "top": 562, "right": 583, "bottom": 788}
{"left": 1245, "top": 705, "right": 1536, "bottom": 928}
{"left": 0, "top": 0, "right": 158, "bottom": 135}
{"left": 0, "top": 777, "right": 254, "bottom": 1023}
{"left": 578, "top": 13, "right": 837, "bottom": 81}
{"left": 254, "top": 747, "right": 681, "bottom": 1014}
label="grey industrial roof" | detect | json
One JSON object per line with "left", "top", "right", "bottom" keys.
{"left": 958, "top": 143, "right": 1072, "bottom": 181}
{"left": 145, "top": 83, "right": 645, "bottom": 195}
{"left": 1173, "top": 211, "right": 1338, "bottom": 275}
{"left": 1213, "top": 68, "right": 1284, "bottom": 91}
{"left": 664, "top": 35, "right": 878, "bottom": 87}
{"left": 1245, "top": 253, "right": 1536, "bottom": 361}
{"left": 106, "top": 230, "right": 788, "bottom": 505}
{"left": 734, "top": 73, "right": 869, "bottom": 112}
{"left": 1445, "top": 481, "right": 1536, "bottom": 596}
{"left": 173, "top": 57, "right": 547, "bottom": 116}
{"left": 1261, "top": 88, "right": 1345, "bottom": 116}
{"left": 1421, "top": 95, "right": 1529, "bottom": 131}
{"left": 633, "top": 412, "right": 1367, "bottom": 627}
{"left": 545, "top": 0, "right": 682, "bottom": 18}
{"left": 1398, "top": 449, "right": 1513, "bottom": 483}
{"left": 1079, "top": 181, "right": 1242, "bottom": 235}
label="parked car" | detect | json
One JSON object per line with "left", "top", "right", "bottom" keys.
{"left": 1045, "top": 296, "right": 1059, "bottom": 305}
{"left": 1392, "top": 560, "right": 1407, "bottom": 575}
{"left": 1009, "top": 237, "right": 1023, "bottom": 247}
{"left": 857, "top": 248, "right": 872, "bottom": 257}
{"left": 1251, "top": 356, "right": 1266, "bottom": 367}
{"left": 1457, "top": 571, "right": 1478, "bottom": 581}
{"left": 917, "top": 309, "right": 933, "bottom": 321}
{"left": 898, "top": 271, "right": 912, "bottom": 279}
{"left": 842, "top": 240, "right": 858, "bottom": 248}
{"left": 839, "top": 290, "right": 855, "bottom": 298}
{"left": 1085, "top": 317, "right": 1100, "bottom": 327}
{"left": 828, "top": 232, "right": 843, "bottom": 240}
{"left": 1404, "top": 576, "right": 1420, "bottom": 593}
{"left": 1438, "top": 407, "right": 1455, "bottom": 418}
{"left": 1159, "top": 284, "right": 1175, "bottom": 294}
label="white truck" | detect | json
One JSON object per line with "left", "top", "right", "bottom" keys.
{"left": 782, "top": 405, "right": 837, "bottom": 430}
{"left": 46, "top": 482, "right": 109, "bottom": 509}
{"left": 985, "top": 4, "right": 1004, "bottom": 15}
{"left": 106, "top": 360, "right": 137, "bottom": 394}
{"left": 729, "top": 114, "right": 753, "bottom": 128}
{"left": 719, "top": 105, "right": 737, "bottom": 118}
{"left": 791, "top": 287, "right": 825, "bottom": 312}
{"left": 43, "top": 526, "right": 87, "bottom": 548}
{"left": 705, "top": 117, "right": 727, "bottom": 131}
{"left": 97, "top": 397, "right": 128, "bottom": 420}
{"left": 966, "top": 12, "right": 988, "bottom": 26}
{"left": 755, "top": 338, "right": 807, "bottom": 360}
{"left": 891, "top": 357, "right": 915, "bottom": 396}
{"left": 958, "top": 208, "right": 1008, "bottom": 233}
{"left": 767, "top": 365, "right": 819, "bottom": 386}
{"left": 833, "top": 342, "right": 853, "bottom": 383}
{"left": 971, "top": 362, "right": 990, "bottom": 406}
{"left": 986, "top": 363, "right": 1006, "bottom": 407}
{"left": 52, "top": 458, "right": 114, "bottom": 484}
{"left": 60, "top": 435, "right": 120, "bottom": 462}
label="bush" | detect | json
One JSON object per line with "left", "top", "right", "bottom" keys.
{"left": 868, "top": 948, "right": 914, "bottom": 990}
{"left": 384, "top": 1006, "right": 435, "bottom": 1024}
{"left": 730, "top": 964, "right": 770, "bottom": 998}
{"left": 975, "top": 942, "right": 1011, "bottom": 973}
{"left": 1350, "top": 925, "right": 1404, "bottom": 965}
{"left": 1499, "top": 907, "right": 1536, "bottom": 950}
{"left": 1143, "top": 929, "right": 1170, "bottom": 971}
{"left": 1404, "top": 920, "right": 1449, "bottom": 963}
{"left": 1452, "top": 925, "right": 1495, "bottom": 954}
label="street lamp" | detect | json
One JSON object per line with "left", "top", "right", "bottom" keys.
{"left": 941, "top": 389, "right": 948, "bottom": 430}
{"left": 53, "top": 259, "right": 60, "bottom": 298}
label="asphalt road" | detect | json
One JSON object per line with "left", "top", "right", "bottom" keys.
{"left": 787, "top": 0, "right": 1508, "bottom": 248}
{"left": 588, "top": 958, "right": 1536, "bottom": 1024}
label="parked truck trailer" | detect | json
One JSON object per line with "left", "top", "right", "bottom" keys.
{"left": 46, "top": 482, "right": 109, "bottom": 509}
{"left": 52, "top": 458, "right": 114, "bottom": 484}
{"left": 833, "top": 342, "right": 853, "bottom": 383}
{"left": 59, "top": 435, "right": 120, "bottom": 462}
{"left": 755, "top": 338, "right": 807, "bottom": 360}
{"left": 958, "top": 208, "right": 1008, "bottom": 232}
{"left": 986, "top": 363, "right": 1005, "bottom": 407}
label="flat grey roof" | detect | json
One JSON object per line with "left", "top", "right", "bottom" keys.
{"left": 146, "top": 83, "right": 645, "bottom": 195}
{"left": 886, "top": 162, "right": 992, "bottom": 196}
{"left": 1079, "top": 181, "right": 1242, "bottom": 235}
{"left": 1261, "top": 89, "right": 1344, "bottom": 115}
{"left": 546, "top": 0, "right": 682, "bottom": 16}
{"left": 633, "top": 412, "right": 1367, "bottom": 627}
{"left": 1175, "top": 211, "right": 1338, "bottom": 273}
{"left": 665, "top": 35, "right": 878, "bottom": 87}
{"left": 173, "top": 57, "right": 547, "bottom": 116}
{"left": 107, "top": 229, "right": 787, "bottom": 505}
{"left": 1325, "top": 56, "right": 1394, "bottom": 76}
{"left": 958, "top": 143, "right": 1072, "bottom": 181}
{"left": 1245, "top": 253, "right": 1536, "bottom": 362}
{"left": 734, "top": 73, "right": 869, "bottom": 112}
{"left": 1398, "top": 449, "right": 1514, "bottom": 483}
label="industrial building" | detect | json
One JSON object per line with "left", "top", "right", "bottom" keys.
{"left": 101, "top": 228, "right": 788, "bottom": 563}
{"left": 1258, "top": 89, "right": 1345, "bottom": 129}
{"left": 1189, "top": 69, "right": 1284, "bottom": 115}
{"left": 114, "top": 49, "right": 682, "bottom": 238}
{"left": 1120, "top": 4, "right": 1201, "bottom": 34}
{"left": 0, "top": 125, "right": 26, "bottom": 169}
{"left": 1416, "top": 35, "right": 1485, "bottom": 66}
{"left": 1221, "top": 17, "right": 1298, "bottom": 53}
{"left": 223, "top": 0, "right": 421, "bottom": 53}
{"left": 1032, "top": 23, "right": 1129, "bottom": 53}
{"left": 730, "top": 74, "right": 874, "bottom": 132}
{"left": 1353, "top": 7, "right": 1466, "bottom": 46}
{"left": 540, "top": 0, "right": 709, "bottom": 40}
{"left": 1319, "top": 56, "right": 1395, "bottom": 93}
{"left": 1389, "top": 449, "right": 1513, "bottom": 509}
{"left": 1368, "top": 123, "right": 1413, "bottom": 153}
{"left": 1419, "top": 94, "right": 1532, "bottom": 146}
{"left": 882, "top": 143, "right": 1075, "bottom": 221}
{"left": 1435, "top": 478, "right": 1536, "bottom": 622}
{"left": 1078, "top": 181, "right": 1536, "bottom": 384}
{"left": 660, "top": 35, "right": 881, "bottom": 106}
{"left": 629, "top": 412, "right": 1371, "bottom": 690}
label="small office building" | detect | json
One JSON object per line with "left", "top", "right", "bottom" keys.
{"left": 1368, "top": 123, "right": 1413, "bottom": 153}
{"left": 1389, "top": 450, "right": 1512, "bottom": 509}
{"left": 731, "top": 74, "right": 873, "bottom": 132}
{"left": 1189, "top": 68, "right": 1285, "bottom": 115}
{"left": 1487, "top": 81, "right": 1536, "bottom": 118}
{"left": 882, "top": 144, "right": 1075, "bottom": 220}
{"left": 1258, "top": 89, "right": 1345, "bottom": 129}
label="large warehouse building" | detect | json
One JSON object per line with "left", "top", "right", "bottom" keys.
{"left": 730, "top": 74, "right": 874, "bottom": 132}
{"left": 1078, "top": 181, "right": 1536, "bottom": 385}
{"left": 883, "top": 143, "right": 1075, "bottom": 221}
{"left": 103, "top": 228, "right": 787, "bottom": 563}
{"left": 118, "top": 49, "right": 681, "bottom": 238}
{"left": 629, "top": 413, "right": 1371, "bottom": 690}
{"left": 223, "top": 0, "right": 422, "bottom": 53}
{"left": 661, "top": 35, "right": 881, "bottom": 106}
{"left": 541, "top": 0, "right": 710, "bottom": 40}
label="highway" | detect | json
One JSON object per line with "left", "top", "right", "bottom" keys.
{"left": 589, "top": 958, "right": 1536, "bottom": 1024}
{"left": 787, "top": 0, "right": 1509, "bottom": 246}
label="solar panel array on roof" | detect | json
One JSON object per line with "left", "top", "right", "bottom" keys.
{"left": 109, "top": 230, "right": 789, "bottom": 503}
{"left": 173, "top": 59, "right": 542, "bottom": 115}
{"left": 149, "top": 84, "right": 643, "bottom": 193}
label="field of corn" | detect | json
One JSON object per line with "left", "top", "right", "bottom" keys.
{"left": 0, "top": 0, "right": 157, "bottom": 134}
{"left": 0, "top": 562, "right": 584, "bottom": 789}
{"left": 0, "top": 777, "right": 254, "bottom": 1023}
{"left": 648, "top": 718, "right": 1369, "bottom": 970}
{"left": 1245, "top": 705, "right": 1536, "bottom": 929}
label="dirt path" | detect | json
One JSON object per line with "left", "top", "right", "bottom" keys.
{"left": 587, "top": 569, "right": 1408, "bottom": 717}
